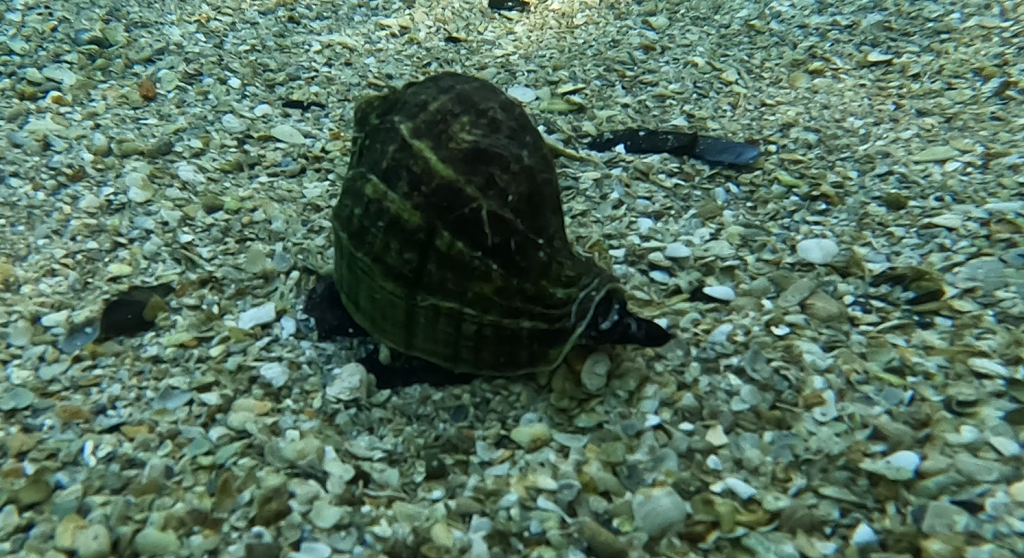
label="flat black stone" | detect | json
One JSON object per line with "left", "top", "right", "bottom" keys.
{"left": 586, "top": 128, "right": 760, "bottom": 166}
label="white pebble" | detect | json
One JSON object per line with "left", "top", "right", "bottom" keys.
{"left": 259, "top": 362, "right": 290, "bottom": 388}
{"left": 983, "top": 201, "right": 1024, "bottom": 213}
{"left": 279, "top": 316, "right": 297, "bottom": 339}
{"left": 74, "top": 524, "right": 112, "bottom": 558}
{"left": 40, "top": 310, "right": 70, "bottom": 328}
{"left": 227, "top": 76, "right": 242, "bottom": 89}
{"left": 989, "top": 436, "right": 1022, "bottom": 457}
{"left": 175, "top": 163, "right": 206, "bottom": 185}
{"left": 253, "top": 103, "right": 273, "bottom": 117}
{"left": 966, "top": 357, "right": 1010, "bottom": 378}
{"left": 664, "top": 242, "right": 692, "bottom": 258}
{"left": 271, "top": 124, "right": 306, "bottom": 144}
{"left": 705, "top": 424, "right": 729, "bottom": 447}
{"left": 506, "top": 85, "right": 537, "bottom": 103}
{"left": 78, "top": 193, "right": 101, "bottom": 211}
{"left": 221, "top": 113, "right": 248, "bottom": 133}
{"left": 133, "top": 528, "right": 180, "bottom": 556}
{"left": 292, "top": 541, "right": 332, "bottom": 558}
{"left": 705, "top": 454, "right": 722, "bottom": 470}
{"left": 850, "top": 522, "right": 878, "bottom": 546}
{"left": 796, "top": 238, "right": 840, "bottom": 264}
{"left": 236, "top": 302, "right": 277, "bottom": 329}
{"left": 308, "top": 499, "right": 345, "bottom": 529}
{"left": 631, "top": 486, "right": 688, "bottom": 538}
{"left": 702, "top": 285, "right": 736, "bottom": 301}
{"left": 636, "top": 217, "right": 654, "bottom": 234}
{"left": 721, "top": 477, "right": 758, "bottom": 500}
{"left": 649, "top": 270, "right": 672, "bottom": 284}
{"left": 707, "top": 323, "right": 734, "bottom": 344}
{"left": 325, "top": 363, "right": 368, "bottom": 402}
{"left": 859, "top": 450, "right": 921, "bottom": 481}
{"left": 125, "top": 172, "right": 155, "bottom": 203}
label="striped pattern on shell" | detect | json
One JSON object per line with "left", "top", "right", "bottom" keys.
{"left": 331, "top": 72, "right": 631, "bottom": 376}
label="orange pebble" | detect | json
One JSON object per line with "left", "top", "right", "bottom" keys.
{"left": 139, "top": 78, "right": 157, "bottom": 101}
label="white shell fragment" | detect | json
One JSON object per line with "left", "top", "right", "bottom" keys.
{"left": 270, "top": 123, "right": 306, "bottom": 144}
{"left": 850, "top": 522, "right": 879, "bottom": 546}
{"left": 664, "top": 242, "right": 692, "bottom": 258}
{"left": 175, "top": 163, "right": 206, "bottom": 185}
{"left": 796, "top": 238, "right": 840, "bottom": 264}
{"left": 325, "top": 363, "right": 369, "bottom": 402}
{"left": 506, "top": 85, "right": 537, "bottom": 103}
{"left": 966, "top": 357, "right": 1010, "bottom": 378}
{"left": 236, "top": 302, "right": 277, "bottom": 329}
{"left": 702, "top": 285, "right": 736, "bottom": 301}
{"left": 259, "top": 362, "right": 290, "bottom": 388}
{"left": 710, "top": 477, "right": 758, "bottom": 500}
{"left": 859, "top": 450, "right": 921, "bottom": 481}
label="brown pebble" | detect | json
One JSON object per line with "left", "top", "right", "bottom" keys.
{"left": 54, "top": 403, "right": 92, "bottom": 422}
{"left": 119, "top": 424, "right": 151, "bottom": 440}
{"left": 578, "top": 517, "right": 629, "bottom": 558}
{"left": 139, "top": 79, "right": 157, "bottom": 101}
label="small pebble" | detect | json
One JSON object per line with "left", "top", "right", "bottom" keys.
{"left": 271, "top": 124, "right": 306, "bottom": 144}
{"left": 580, "top": 352, "right": 611, "bottom": 392}
{"left": 989, "top": 436, "right": 1022, "bottom": 457}
{"left": 859, "top": 450, "right": 921, "bottom": 481}
{"left": 325, "top": 363, "right": 368, "bottom": 402}
{"left": 966, "top": 357, "right": 1010, "bottom": 378}
{"left": 705, "top": 454, "right": 723, "bottom": 470}
{"left": 221, "top": 113, "right": 248, "bottom": 133}
{"left": 910, "top": 145, "right": 959, "bottom": 163}
{"left": 7, "top": 320, "right": 34, "bottom": 346}
{"left": 125, "top": 172, "right": 155, "bottom": 203}
{"left": 702, "top": 285, "right": 736, "bottom": 301}
{"left": 133, "top": 528, "right": 181, "bottom": 556}
{"left": 509, "top": 423, "right": 552, "bottom": 451}
{"left": 293, "top": 541, "right": 332, "bottom": 558}
{"left": 849, "top": 522, "right": 878, "bottom": 546}
{"left": 237, "top": 302, "right": 277, "bottom": 329}
{"left": 254, "top": 103, "right": 274, "bottom": 117}
{"left": 0, "top": 505, "right": 20, "bottom": 538}
{"left": 506, "top": 85, "right": 537, "bottom": 103}
{"left": 705, "top": 424, "right": 729, "bottom": 447}
{"left": 707, "top": 323, "right": 734, "bottom": 344}
{"left": 778, "top": 278, "right": 818, "bottom": 308}
{"left": 40, "top": 310, "right": 70, "bottom": 328}
{"left": 259, "top": 362, "right": 290, "bottom": 388}
{"left": 649, "top": 269, "right": 671, "bottom": 284}
{"left": 107, "top": 263, "right": 133, "bottom": 277}
{"left": 78, "top": 193, "right": 102, "bottom": 211}
{"left": 664, "top": 242, "right": 692, "bottom": 258}
{"left": 919, "top": 501, "right": 971, "bottom": 535}
{"left": 176, "top": 163, "right": 206, "bottom": 185}
{"left": 631, "top": 486, "right": 688, "bottom": 538}
{"left": 0, "top": 387, "right": 36, "bottom": 411}
{"left": 802, "top": 291, "right": 847, "bottom": 322}
{"left": 796, "top": 238, "right": 839, "bottom": 264}
{"left": 577, "top": 517, "right": 628, "bottom": 558}
{"left": 719, "top": 477, "right": 758, "bottom": 500}
{"left": 75, "top": 524, "right": 112, "bottom": 558}
{"left": 308, "top": 499, "right": 345, "bottom": 529}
